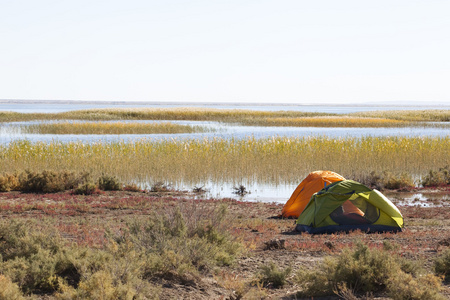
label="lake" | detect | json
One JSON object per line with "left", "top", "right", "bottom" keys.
{"left": 1, "top": 102, "right": 449, "bottom": 203}
{"left": 1, "top": 102, "right": 448, "bottom": 114}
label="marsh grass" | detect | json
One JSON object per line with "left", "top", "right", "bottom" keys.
{"left": 19, "top": 121, "right": 211, "bottom": 135}
{"left": 351, "top": 109, "right": 450, "bottom": 122}
{"left": 1, "top": 108, "right": 448, "bottom": 127}
{"left": 0, "top": 136, "right": 448, "bottom": 186}
{"left": 0, "top": 108, "right": 333, "bottom": 123}
{"left": 241, "top": 116, "right": 411, "bottom": 127}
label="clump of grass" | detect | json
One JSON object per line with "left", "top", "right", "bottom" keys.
{"left": 421, "top": 167, "right": 450, "bottom": 187}
{"left": 73, "top": 182, "right": 101, "bottom": 195}
{"left": 358, "top": 171, "right": 415, "bottom": 190}
{"left": 123, "top": 183, "right": 143, "bottom": 192}
{"left": 256, "top": 262, "right": 291, "bottom": 289}
{"left": 97, "top": 174, "right": 122, "bottom": 191}
{"left": 295, "top": 242, "right": 445, "bottom": 299}
{"left": 150, "top": 181, "right": 173, "bottom": 192}
{"left": 232, "top": 185, "right": 249, "bottom": 196}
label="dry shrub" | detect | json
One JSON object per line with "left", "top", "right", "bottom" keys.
{"left": 387, "top": 273, "right": 446, "bottom": 300}
{"left": 295, "top": 242, "right": 444, "bottom": 298}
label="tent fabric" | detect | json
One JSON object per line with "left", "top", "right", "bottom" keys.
{"left": 295, "top": 180, "right": 403, "bottom": 234}
{"left": 281, "top": 170, "right": 345, "bottom": 218}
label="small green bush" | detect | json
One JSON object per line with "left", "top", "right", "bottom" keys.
{"left": 422, "top": 167, "right": 450, "bottom": 187}
{"left": 434, "top": 249, "right": 450, "bottom": 280}
{"left": 256, "top": 262, "right": 291, "bottom": 289}
{"left": 73, "top": 182, "right": 99, "bottom": 195}
{"left": 97, "top": 174, "right": 122, "bottom": 191}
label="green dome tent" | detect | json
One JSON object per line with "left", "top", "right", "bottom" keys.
{"left": 296, "top": 180, "right": 403, "bottom": 234}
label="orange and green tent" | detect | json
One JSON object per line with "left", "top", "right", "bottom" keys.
{"left": 281, "top": 170, "right": 345, "bottom": 218}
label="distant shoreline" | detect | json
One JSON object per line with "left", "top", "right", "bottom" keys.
{"left": 0, "top": 99, "right": 448, "bottom": 108}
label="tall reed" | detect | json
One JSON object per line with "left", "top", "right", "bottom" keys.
{"left": 19, "top": 121, "right": 211, "bottom": 135}
{"left": 0, "top": 137, "right": 448, "bottom": 186}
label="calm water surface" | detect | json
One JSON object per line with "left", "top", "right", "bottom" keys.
{"left": 1, "top": 102, "right": 448, "bottom": 114}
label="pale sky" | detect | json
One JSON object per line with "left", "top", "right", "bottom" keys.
{"left": 1, "top": 0, "right": 449, "bottom": 104}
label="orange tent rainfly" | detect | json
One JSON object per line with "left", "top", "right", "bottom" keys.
{"left": 281, "top": 170, "right": 345, "bottom": 218}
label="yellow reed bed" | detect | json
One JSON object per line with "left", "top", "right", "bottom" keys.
{"left": 351, "top": 109, "right": 450, "bottom": 122}
{"left": 20, "top": 121, "right": 211, "bottom": 135}
{"left": 243, "top": 117, "right": 407, "bottom": 127}
{"left": 0, "top": 136, "right": 448, "bottom": 185}
{"left": 1, "top": 108, "right": 449, "bottom": 126}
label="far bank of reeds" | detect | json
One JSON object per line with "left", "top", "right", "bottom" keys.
{"left": 0, "top": 136, "right": 448, "bottom": 186}
{"left": 1, "top": 108, "right": 449, "bottom": 127}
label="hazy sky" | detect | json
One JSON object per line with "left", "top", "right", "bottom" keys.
{"left": 1, "top": 0, "right": 449, "bottom": 104}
